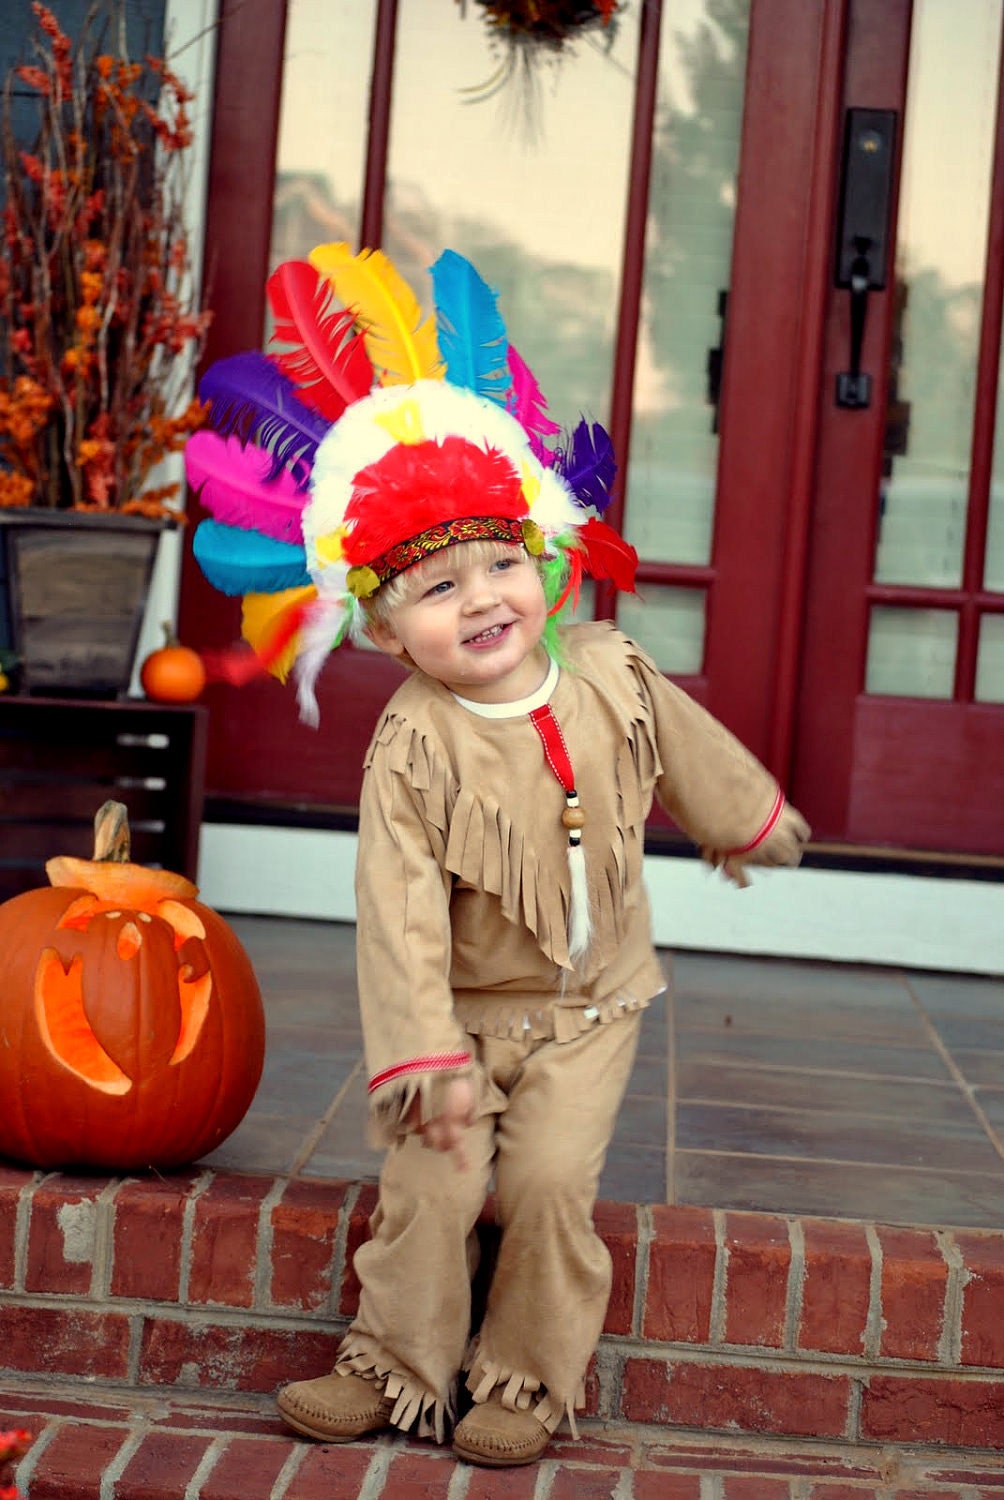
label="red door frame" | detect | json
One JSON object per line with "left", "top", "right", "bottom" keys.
{"left": 790, "top": 1, "right": 1004, "bottom": 856}
{"left": 703, "top": 0, "right": 850, "bottom": 764}
{"left": 185, "top": 0, "right": 1000, "bottom": 855}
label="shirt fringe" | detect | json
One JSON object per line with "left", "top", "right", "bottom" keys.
{"left": 455, "top": 988, "right": 650, "bottom": 1045}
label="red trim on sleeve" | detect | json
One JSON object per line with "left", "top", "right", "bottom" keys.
{"left": 728, "top": 787, "right": 785, "bottom": 855}
{"left": 368, "top": 1052, "right": 474, "bottom": 1095}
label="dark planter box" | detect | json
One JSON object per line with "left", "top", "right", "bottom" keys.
{"left": 0, "top": 509, "right": 169, "bottom": 697}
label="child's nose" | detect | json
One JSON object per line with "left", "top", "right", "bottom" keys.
{"left": 463, "top": 576, "right": 500, "bottom": 611}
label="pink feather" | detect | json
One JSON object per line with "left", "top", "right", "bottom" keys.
{"left": 185, "top": 430, "right": 308, "bottom": 544}
{"left": 507, "top": 345, "right": 560, "bottom": 460}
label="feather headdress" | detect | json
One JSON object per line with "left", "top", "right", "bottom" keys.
{"left": 185, "top": 242, "right": 637, "bottom": 723}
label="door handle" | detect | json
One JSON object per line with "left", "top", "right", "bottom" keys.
{"left": 837, "top": 237, "right": 874, "bottom": 409}
{"left": 834, "top": 109, "right": 897, "bottom": 410}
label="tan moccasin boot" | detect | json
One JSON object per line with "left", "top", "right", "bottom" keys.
{"left": 452, "top": 1392, "right": 552, "bottom": 1467}
{"left": 277, "top": 1371, "right": 394, "bottom": 1442}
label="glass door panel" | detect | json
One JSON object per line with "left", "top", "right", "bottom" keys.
{"left": 269, "top": 2, "right": 377, "bottom": 268}
{"left": 383, "top": 6, "right": 640, "bottom": 426}
{"left": 865, "top": 606, "right": 958, "bottom": 698}
{"left": 626, "top": 1, "right": 750, "bottom": 572}
{"left": 619, "top": 587, "right": 706, "bottom": 676}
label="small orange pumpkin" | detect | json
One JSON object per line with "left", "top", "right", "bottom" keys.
{"left": 0, "top": 802, "right": 265, "bottom": 1170}
{"left": 140, "top": 623, "right": 206, "bottom": 703}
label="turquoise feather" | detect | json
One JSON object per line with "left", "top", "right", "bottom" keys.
{"left": 431, "top": 250, "right": 512, "bottom": 406}
{"left": 192, "top": 519, "right": 311, "bottom": 597}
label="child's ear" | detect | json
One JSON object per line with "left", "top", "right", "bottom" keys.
{"left": 364, "top": 617, "right": 407, "bottom": 659}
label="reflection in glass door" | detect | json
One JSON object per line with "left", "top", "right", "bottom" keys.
{"left": 866, "top": 0, "right": 1004, "bottom": 701}
{"left": 623, "top": 0, "right": 750, "bottom": 676}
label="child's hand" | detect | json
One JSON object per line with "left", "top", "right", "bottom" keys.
{"left": 408, "top": 1077, "right": 476, "bottom": 1169}
{"left": 703, "top": 803, "right": 811, "bottom": 887}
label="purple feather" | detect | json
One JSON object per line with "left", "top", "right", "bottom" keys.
{"left": 554, "top": 419, "right": 617, "bottom": 513}
{"left": 198, "top": 350, "right": 332, "bottom": 483}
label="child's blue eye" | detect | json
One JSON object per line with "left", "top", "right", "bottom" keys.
{"left": 425, "top": 579, "right": 453, "bottom": 598}
{"left": 492, "top": 558, "right": 514, "bottom": 572}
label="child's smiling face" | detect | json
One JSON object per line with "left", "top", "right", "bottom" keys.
{"left": 366, "top": 541, "right": 550, "bottom": 702}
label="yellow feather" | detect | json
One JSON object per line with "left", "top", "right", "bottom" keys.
{"left": 241, "top": 585, "right": 315, "bottom": 683}
{"left": 309, "top": 242, "right": 443, "bottom": 387}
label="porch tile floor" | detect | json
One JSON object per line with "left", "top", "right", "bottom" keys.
{"left": 204, "top": 915, "right": 1004, "bottom": 1229}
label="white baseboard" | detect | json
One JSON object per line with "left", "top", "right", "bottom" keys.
{"left": 196, "top": 824, "right": 1004, "bottom": 976}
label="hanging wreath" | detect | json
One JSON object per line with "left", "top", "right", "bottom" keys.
{"left": 457, "top": 1, "right": 623, "bottom": 105}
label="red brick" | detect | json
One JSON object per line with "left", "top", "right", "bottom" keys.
{"left": 137, "top": 1315, "right": 339, "bottom": 1392}
{"left": 798, "top": 1219, "right": 871, "bottom": 1356}
{"left": 860, "top": 1374, "right": 1004, "bottom": 1448}
{"left": 111, "top": 1430, "right": 215, "bottom": 1496}
{"left": 0, "top": 1166, "right": 33, "bottom": 1289}
{"left": 582, "top": 1352, "right": 600, "bottom": 1417}
{"left": 551, "top": 1432, "right": 632, "bottom": 1467}
{"left": 892, "top": 1492, "right": 964, "bottom": 1499}
{"left": 111, "top": 1176, "right": 197, "bottom": 1302}
{"left": 876, "top": 1227, "right": 948, "bottom": 1362}
{"left": 188, "top": 1173, "right": 273, "bottom": 1308}
{"left": 198, "top": 1435, "right": 304, "bottom": 1499}
{"left": 287, "top": 1440, "right": 385, "bottom": 1497}
{"left": 550, "top": 1466, "right": 625, "bottom": 1499}
{"left": 643, "top": 1205, "right": 716, "bottom": 1343}
{"left": 809, "top": 1489, "right": 873, "bottom": 1499}
{"left": 269, "top": 1177, "right": 345, "bottom": 1311}
{"left": 28, "top": 1421, "right": 129, "bottom": 1499}
{"left": 24, "top": 1176, "right": 110, "bottom": 1295}
{"left": 956, "top": 1232, "right": 1004, "bottom": 1368}
{"left": 339, "top": 1181, "right": 379, "bottom": 1317}
{"left": 466, "top": 1460, "right": 538, "bottom": 1499}
{"left": 722, "top": 1481, "right": 790, "bottom": 1499}
{"left": 594, "top": 1200, "right": 637, "bottom": 1335}
{"left": 379, "top": 1449, "right": 455, "bottom": 1496}
{"left": 621, "top": 1358, "right": 851, "bottom": 1439}
{"left": 0, "top": 1394, "right": 131, "bottom": 1424}
{"left": 724, "top": 1212, "right": 791, "bottom": 1348}
{"left": 0, "top": 1306, "right": 131, "bottom": 1379}
{"left": 634, "top": 1477, "right": 702, "bottom": 1500}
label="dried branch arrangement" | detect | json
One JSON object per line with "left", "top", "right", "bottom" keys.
{"left": 0, "top": 2, "right": 210, "bottom": 515}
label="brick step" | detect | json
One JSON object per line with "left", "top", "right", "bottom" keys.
{"left": 2, "top": 1165, "right": 1004, "bottom": 1459}
{"left": 5, "top": 1381, "right": 1004, "bottom": 1499}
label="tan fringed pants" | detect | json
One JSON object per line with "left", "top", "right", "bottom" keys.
{"left": 335, "top": 1007, "right": 643, "bottom": 1441}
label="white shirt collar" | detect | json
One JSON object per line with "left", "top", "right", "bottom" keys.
{"left": 451, "top": 654, "right": 559, "bottom": 719}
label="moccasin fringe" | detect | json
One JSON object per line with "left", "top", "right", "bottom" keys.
{"left": 336, "top": 1334, "right": 455, "bottom": 1443}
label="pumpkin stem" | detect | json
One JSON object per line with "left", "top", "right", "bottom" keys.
{"left": 93, "top": 800, "right": 132, "bottom": 863}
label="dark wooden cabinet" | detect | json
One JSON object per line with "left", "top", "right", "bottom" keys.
{"left": 0, "top": 696, "right": 207, "bottom": 902}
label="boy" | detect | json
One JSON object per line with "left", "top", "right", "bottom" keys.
{"left": 272, "top": 378, "right": 810, "bottom": 1466}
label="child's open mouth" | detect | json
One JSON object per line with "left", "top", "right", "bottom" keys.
{"left": 465, "top": 622, "right": 510, "bottom": 647}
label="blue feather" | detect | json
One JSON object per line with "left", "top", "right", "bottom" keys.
{"left": 198, "top": 351, "right": 332, "bottom": 482}
{"left": 554, "top": 419, "right": 617, "bottom": 513}
{"left": 431, "top": 250, "right": 511, "bottom": 406}
{"left": 192, "top": 519, "right": 311, "bottom": 596}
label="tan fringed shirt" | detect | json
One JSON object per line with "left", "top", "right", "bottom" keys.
{"left": 355, "top": 621, "right": 782, "bottom": 1140}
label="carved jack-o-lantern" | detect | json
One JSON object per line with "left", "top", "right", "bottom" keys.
{"left": 0, "top": 802, "right": 265, "bottom": 1170}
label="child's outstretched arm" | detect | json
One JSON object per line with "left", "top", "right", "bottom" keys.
{"left": 634, "top": 649, "right": 811, "bottom": 880}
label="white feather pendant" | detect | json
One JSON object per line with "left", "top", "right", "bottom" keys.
{"left": 566, "top": 842, "right": 592, "bottom": 961}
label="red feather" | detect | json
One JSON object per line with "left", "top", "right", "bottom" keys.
{"left": 201, "top": 597, "right": 312, "bottom": 686}
{"left": 266, "top": 260, "right": 373, "bottom": 421}
{"left": 577, "top": 517, "right": 638, "bottom": 593}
